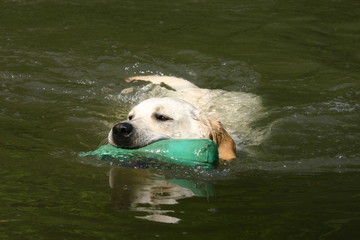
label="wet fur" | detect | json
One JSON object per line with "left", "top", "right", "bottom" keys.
{"left": 109, "top": 75, "right": 264, "bottom": 161}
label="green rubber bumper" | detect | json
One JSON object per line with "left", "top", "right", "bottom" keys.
{"left": 80, "top": 139, "right": 219, "bottom": 169}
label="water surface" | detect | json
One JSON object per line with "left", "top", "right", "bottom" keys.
{"left": 1, "top": 0, "right": 360, "bottom": 239}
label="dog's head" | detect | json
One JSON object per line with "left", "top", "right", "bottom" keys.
{"left": 108, "top": 97, "right": 237, "bottom": 160}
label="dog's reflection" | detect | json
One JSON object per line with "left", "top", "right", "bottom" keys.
{"left": 109, "top": 167, "right": 215, "bottom": 224}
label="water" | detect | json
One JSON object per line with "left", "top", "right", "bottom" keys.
{"left": 1, "top": 0, "right": 360, "bottom": 239}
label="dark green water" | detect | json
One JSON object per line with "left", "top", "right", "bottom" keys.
{"left": 1, "top": 0, "right": 360, "bottom": 239}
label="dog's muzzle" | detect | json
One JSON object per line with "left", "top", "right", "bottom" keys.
{"left": 110, "top": 122, "right": 134, "bottom": 148}
{"left": 109, "top": 120, "right": 171, "bottom": 149}
{"left": 113, "top": 122, "right": 133, "bottom": 137}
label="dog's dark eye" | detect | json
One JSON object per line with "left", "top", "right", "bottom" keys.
{"left": 128, "top": 115, "right": 134, "bottom": 120}
{"left": 155, "top": 113, "right": 173, "bottom": 121}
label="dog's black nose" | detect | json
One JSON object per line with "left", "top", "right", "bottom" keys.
{"left": 112, "top": 122, "right": 133, "bottom": 137}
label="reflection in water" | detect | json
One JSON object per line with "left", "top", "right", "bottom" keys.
{"left": 109, "top": 167, "right": 215, "bottom": 224}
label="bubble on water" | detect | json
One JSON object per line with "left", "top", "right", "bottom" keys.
{"left": 335, "top": 154, "right": 346, "bottom": 159}
{"left": 208, "top": 208, "right": 217, "bottom": 213}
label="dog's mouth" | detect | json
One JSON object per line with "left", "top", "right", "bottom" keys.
{"left": 108, "top": 122, "right": 171, "bottom": 149}
{"left": 109, "top": 136, "right": 171, "bottom": 149}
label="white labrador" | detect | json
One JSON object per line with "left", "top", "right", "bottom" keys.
{"left": 108, "top": 75, "right": 264, "bottom": 161}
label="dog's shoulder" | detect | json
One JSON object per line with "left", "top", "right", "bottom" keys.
{"left": 126, "top": 75, "right": 198, "bottom": 91}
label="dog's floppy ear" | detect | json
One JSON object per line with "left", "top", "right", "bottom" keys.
{"left": 206, "top": 119, "right": 237, "bottom": 161}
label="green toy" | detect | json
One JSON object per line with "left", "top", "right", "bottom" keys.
{"left": 80, "top": 139, "right": 219, "bottom": 169}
